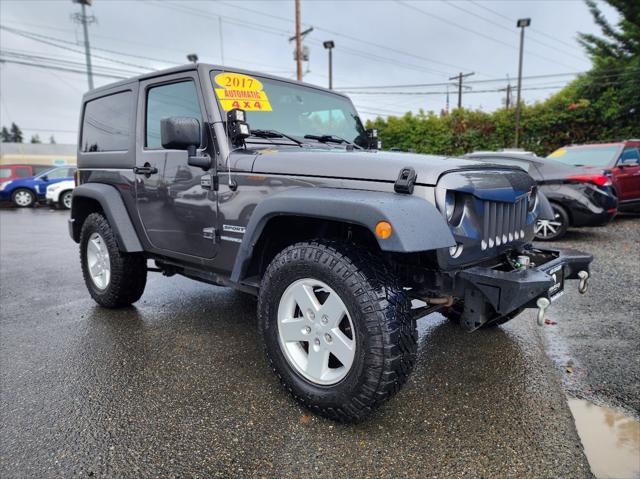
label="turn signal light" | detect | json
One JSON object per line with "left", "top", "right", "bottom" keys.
{"left": 566, "top": 174, "right": 611, "bottom": 187}
{"left": 375, "top": 221, "right": 393, "bottom": 239}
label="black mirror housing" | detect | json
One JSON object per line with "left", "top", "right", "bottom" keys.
{"left": 366, "top": 128, "right": 380, "bottom": 150}
{"left": 161, "top": 117, "right": 201, "bottom": 156}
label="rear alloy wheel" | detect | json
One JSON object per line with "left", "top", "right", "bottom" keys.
{"left": 60, "top": 191, "right": 73, "bottom": 210}
{"left": 80, "top": 212, "right": 147, "bottom": 308}
{"left": 534, "top": 204, "right": 569, "bottom": 241}
{"left": 258, "top": 241, "right": 417, "bottom": 423}
{"left": 12, "top": 188, "right": 35, "bottom": 207}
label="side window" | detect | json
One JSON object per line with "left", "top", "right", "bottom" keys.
{"left": 620, "top": 147, "right": 640, "bottom": 164}
{"left": 146, "top": 81, "right": 202, "bottom": 149}
{"left": 15, "top": 167, "right": 31, "bottom": 178}
{"left": 81, "top": 91, "right": 131, "bottom": 152}
{"left": 44, "top": 168, "right": 68, "bottom": 180}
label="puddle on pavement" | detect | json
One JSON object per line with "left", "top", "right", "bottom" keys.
{"left": 568, "top": 398, "right": 640, "bottom": 479}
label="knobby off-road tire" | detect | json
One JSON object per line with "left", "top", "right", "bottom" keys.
{"left": 258, "top": 241, "right": 418, "bottom": 423}
{"left": 80, "top": 212, "right": 147, "bottom": 308}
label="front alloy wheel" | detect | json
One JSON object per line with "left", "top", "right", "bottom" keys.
{"left": 12, "top": 188, "right": 35, "bottom": 207}
{"left": 277, "top": 278, "right": 356, "bottom": 385}
{"left": 534, "top": 204, "right": 569, "bottom": 241}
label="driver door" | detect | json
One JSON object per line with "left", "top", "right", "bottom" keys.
{"left": 135, "top": 73, "right": 217, "bottom": 259}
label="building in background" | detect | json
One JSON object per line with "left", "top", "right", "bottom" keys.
{"left": 0, "top": 143, "right": 76, "bottom": 167}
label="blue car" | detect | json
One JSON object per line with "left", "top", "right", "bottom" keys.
{"left": 0, "top": 166, "right": 76, "bottom": 207}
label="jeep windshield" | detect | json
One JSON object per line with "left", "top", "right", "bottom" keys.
{"left": 211, "top": 71, "right": 368, "bottom": 148}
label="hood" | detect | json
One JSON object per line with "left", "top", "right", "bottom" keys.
{"left": 249, "top": 148, "right": 524, "bottom": 186}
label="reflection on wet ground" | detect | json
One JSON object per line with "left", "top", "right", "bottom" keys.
{"left": 568, "top": 399, "right": 640, "bottom": 479}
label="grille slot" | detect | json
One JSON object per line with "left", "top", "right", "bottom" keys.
{"left": 481, "top": 197, "right": 528, "bottom": 250}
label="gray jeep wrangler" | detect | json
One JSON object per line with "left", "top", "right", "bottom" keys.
{"left": 70, "top": 64, "right": 592, "bottom": 422}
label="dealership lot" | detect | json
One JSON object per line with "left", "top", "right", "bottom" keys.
{"left": 1, "top": 207, "right": 637, "bottom": 478}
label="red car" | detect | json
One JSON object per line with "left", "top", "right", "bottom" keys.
{"left": 0, "top": 164, "right": 52, "bottom": 184}
{"left": 547, "top": 140, "right": 640, "bottom": 212}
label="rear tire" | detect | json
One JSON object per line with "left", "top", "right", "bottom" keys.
{"left": 12, "top": 188, "right": 35, "bottom": 208}
{"left": 534, "top": 203, "right": 569, "bottom": 241}
{"left": 80, "top": 212, "right": 147, "bottom": 308}
{"left": 258, "top": 241, "right": 417, "bottom": 423}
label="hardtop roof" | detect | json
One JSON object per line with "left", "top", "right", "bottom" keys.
{"left": 85, "top": 63, "right": 347, "bottom": 99}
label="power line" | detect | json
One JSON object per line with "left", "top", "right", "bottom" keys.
{"left": 394, "top": 0, "right": 585, "bottom": 71}
{"left": 337, "top": 68, "right": 640, "bottom": 90}
{"left": 214, "top": 0, "right": 489, "bottom": 77}
{"left": 443, "top": 1, "right": 589, "bottom": 64}
{"left": 148, "top": 1, "right": 468, "bottom": 79}
{"left": 340, "top": 79, "right": 635, "bottom": 96}
{"left": 468, "top": 0, "right": 582, "bottom": 52}
{"left": 0, "top": 58, "right": 127, "bottom": 80}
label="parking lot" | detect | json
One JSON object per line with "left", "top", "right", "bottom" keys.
{"left": 0, "top": 207, "right": 638, "bottom": 478}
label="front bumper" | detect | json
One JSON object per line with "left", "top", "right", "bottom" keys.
{"left": 455, "top": 247, "right": 592, "bottom": 322}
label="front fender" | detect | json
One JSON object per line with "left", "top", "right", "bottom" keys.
{"left": 230, "top": 187, "right": 455, "bottom": 283}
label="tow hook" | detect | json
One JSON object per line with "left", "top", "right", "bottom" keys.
{"left": 536, "top": 297, "right": 550, "bottom": 326}
{"left": 578, "top": 270, "right": 589, "bottom": 294}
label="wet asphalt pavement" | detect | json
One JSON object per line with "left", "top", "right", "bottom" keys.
{"left": 540, "top": 213, "right": 640, "bottom": 415}
{"left": 3, "top": 207, "right": 629, "bottom": 478}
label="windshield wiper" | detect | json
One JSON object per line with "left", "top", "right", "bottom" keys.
{"left": 303, "top": 134, "right": 362, "bottom": 149}
{"left": 250, "top": 129, "right": 303, "bottom": 146}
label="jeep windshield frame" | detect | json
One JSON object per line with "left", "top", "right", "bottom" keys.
{"left": 210, "top": 70, "right": 369, "bottom": 149}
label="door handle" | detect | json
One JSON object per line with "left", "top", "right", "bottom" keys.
{"left": 134, "top": 164, "right": 158, "bottom": 176}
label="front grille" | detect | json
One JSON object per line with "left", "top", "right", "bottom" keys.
{"left": 481, "top": 197, "right": 528, "bottom": 250}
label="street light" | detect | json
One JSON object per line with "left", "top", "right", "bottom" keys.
{"left": 187, "top": 53, "right": 199, "bottom": 64}
{"left": 323, "top": 40, "right": 335, "bottom": 90}
{"left": 514, "top": 18, "right": 530, "bottom": 148}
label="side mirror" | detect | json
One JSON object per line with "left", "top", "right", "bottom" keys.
{"left": 619, "top": 158, "right": 639, "bottom": 168}
{"left": 161, "top": 117, "right": 211, "bottom": 170}
{"left": 41, "top": 175, "right": 49, "bottom": 182}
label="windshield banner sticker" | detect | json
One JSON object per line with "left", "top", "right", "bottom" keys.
{"left": 214, "top": 72, "right": 272, "bottom": 112}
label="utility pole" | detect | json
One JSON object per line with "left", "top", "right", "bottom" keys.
{"left": 295, "top": 0, "right": 302, "bottom": 81}
{"left": 323, "top": 40, "right": 335, "bottom": 89}
{"left": 514, "top": 18, "right": 531, "bottom": 148}
{"left": 448, "top": 72, "right": 474, "bottom": 109}
{"left": 72, "top": 0, "right": 95, "bottom": 90}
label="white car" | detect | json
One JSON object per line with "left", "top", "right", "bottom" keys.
{"left": 46, "top": 180, "right": 75, "bottom": 209}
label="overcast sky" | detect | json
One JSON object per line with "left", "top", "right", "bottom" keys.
{"left": 0, "top": 0, "right": 617, "bottom": 144}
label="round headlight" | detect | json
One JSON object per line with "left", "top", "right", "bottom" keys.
{"left": 444, "top": 191, "right": 456, "bottom": 221}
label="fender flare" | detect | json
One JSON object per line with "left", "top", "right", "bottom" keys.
{"left": 70, "top": 183, "right": 143, "bottom": 252}
{"left": 230, "top": 187, "right": 455, "bottom": 283}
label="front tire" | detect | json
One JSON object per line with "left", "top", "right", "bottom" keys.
{"left": 80, "top": 212, "right": 147, "bottom": 308}
{"left": 258, "top": 241, "right": 417, "bottom": 423}
{"left": 534, "top": 203, "right": 569, "bottom": 241}
{"left": 12, "top": 188, "right": 35, "bottom": 208}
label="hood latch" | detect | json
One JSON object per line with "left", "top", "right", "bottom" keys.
{"left": 395, "top": 167, "right": 417, "bottom": 194}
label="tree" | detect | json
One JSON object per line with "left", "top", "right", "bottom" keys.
{"left": 49, "top": 135, "right": 56, "bottom": 144}
{"left": 9, "top": 122, "right": 23, "bottom": 143}
{"left": 30, "top": 134, "right": 41, "bottom": 144}
{"left": 1, "top": 126, "right": 10, "bottom": 143}
{"left": 575, "top": 0, "right": 640, "bottom": 138}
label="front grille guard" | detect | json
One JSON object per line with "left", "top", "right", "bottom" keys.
{"left": 480, "top": 196, "right": 529, "bottom": 251}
